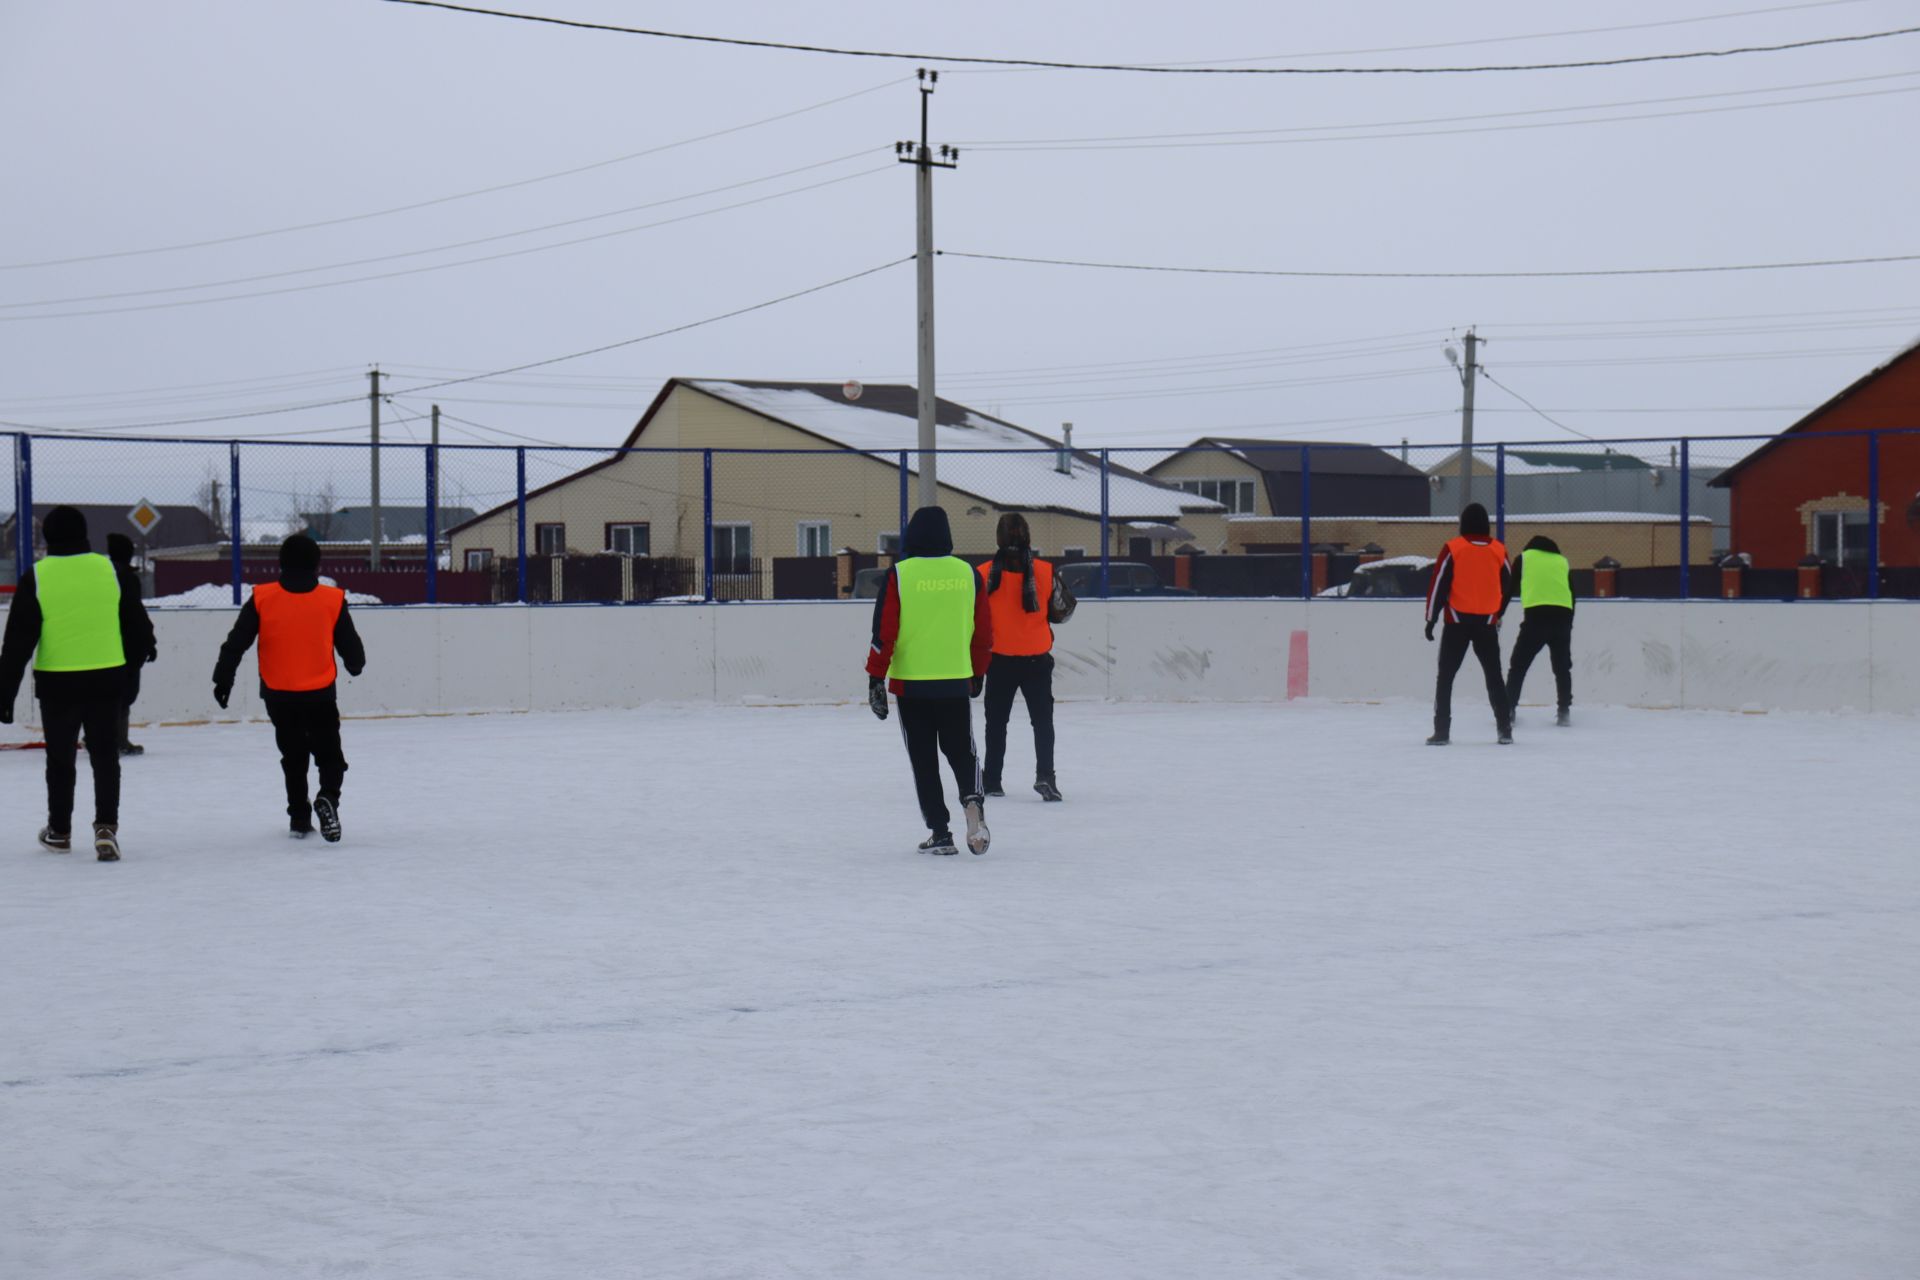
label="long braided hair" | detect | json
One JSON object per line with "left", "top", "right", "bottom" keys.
{"left": 987, "top": 512, "right": 1040, "bottom": 613}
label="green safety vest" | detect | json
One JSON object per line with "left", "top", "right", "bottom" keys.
{"left": 33, "top": 553, "right": 126, "bottom": 672}
{"left": 1519, "top": 548, "right": 1574, "bottom": 610}
{"left": 889, "top": 556, "right": 976, "bottom": 681}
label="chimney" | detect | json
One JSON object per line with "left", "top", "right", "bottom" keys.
{"left": 1057, "top": 422, "right": 1074, "bottom": 476}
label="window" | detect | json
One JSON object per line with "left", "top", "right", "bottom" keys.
{"left": 608, "top": 522, "right": 650, "bottom": 556}
{"left": 878, "top": 532, "right": 902, "bottom": 556}
{"left": 1814, "top": 510, "right": 1871, "bottom": 570}
{"left": 535, "top": 523, "right": 566, "bottom": 556}
{"left": 464, "top": 549, "right": 494, "bottom": 572}
{"left": 798, "top": 521, "right": 832, "bottom": 557}
{"left": 1175, "top": 477, "right": 1257, "bottom": 514}
{"left": 1061, "top": 546, "right": 1086, "bottom": 559}
{"left": 713, "top": 523, "right": 753, "bottom": 574}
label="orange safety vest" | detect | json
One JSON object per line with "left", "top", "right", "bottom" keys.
{"left": 254, "top": 582, "right": 345, "bottom": 692}
{"left": 978, "top": 558, "right": 1054, "bottom": 657}
{"left": 1444, "top": 536, "right": 1508, "bottom": 616}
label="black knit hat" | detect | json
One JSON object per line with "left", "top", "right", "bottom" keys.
{"left": 106, "top": 532, "right": 136, "bottom": 567}
{"left": 42, "top": 505, "right": 89, "bottom": 554}
{"left": 1459, "top": 503, "right": 1491, "bottom": 537}
{"left": 280, "top": 533, "right": 322, "bottom": 573}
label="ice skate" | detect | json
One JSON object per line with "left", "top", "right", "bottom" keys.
{"left": 93, "top": 824, "right": 120, "bottom": 862}
{"left": 963, "top": 796, "right": 990, "bottom": 855}
{"left": 38, "top": 827, "right": 71, "bottom": 853}
{"left": 918, "top": 830, "right": 958, "bottom": 856}
{"left": 314, "top": 796, "right": 342, "bottom": 844}
{"left": 1033, "top": 774, "right": 1063, "bottom": 802}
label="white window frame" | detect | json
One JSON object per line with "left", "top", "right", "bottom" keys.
{"left": 534, "top": 522, "right": 566, "bottom": 556}
{"left": 1813, "top": 510, "right": 1870, "bottom": 567}
{"left": 464, "top": 548, "right": 494, "bottom": 572}
{"left": 797, "top": 520, "right": 832, "bottom": 557}
{"left": 878, "top": 532, "right": 903, "bottom": 556}
{"left": 712, "top": 522, "right": 753, "bottom": 574}
{"left": 1177, "top": 477, "right": 1256, "bottom": 514}
{"left": 608, "top": 522, "right": 650, "bottom": 557}
{"left": 1061, "top": 546, "right": 1086, "bottom": 558}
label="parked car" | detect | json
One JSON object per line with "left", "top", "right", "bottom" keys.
{"left": 1320, "top": 555, "right": 1435, "bottom": 599}
{"left": 1057, "top": 560, "right": 1195, "bottom": 598}
{"left": 852, "top": 567, "right": 886, "bottom": 599}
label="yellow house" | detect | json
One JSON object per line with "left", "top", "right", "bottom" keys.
{"left": 447, "top": 380, "right": 1223, "bottom": 593}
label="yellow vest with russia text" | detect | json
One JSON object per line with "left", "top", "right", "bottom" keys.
{"left": 888, "top": 557, "right": 976, "bottom": 681}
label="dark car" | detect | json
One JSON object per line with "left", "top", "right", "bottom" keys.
{"left": 1057, "top": 560, "right": 1195, "bottom": 598}
{"left": 1322, "top": 555, "right": 1435, "bottom": 599}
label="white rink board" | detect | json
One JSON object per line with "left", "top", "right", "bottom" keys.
{"left": 4, "top": 598, "right": 1918, "bottom": 726}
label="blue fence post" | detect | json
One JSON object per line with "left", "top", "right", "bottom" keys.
{"left": 424, "top": 443, "right": 439, "bottom": 605}
{"left": 514, "top": 447, "right": 528, "bottom": 604}
{"left": 13, "top": 434, "right": 30, "bottom": 571}
{"left": 1495, "top": 443, "right": 1507, "bottom": 545}
{"left": 1867, "top": 431, "right": 1881, "bottom": 599}
{"left": 897, "top": 450, "right": 909, "bottom": 549}
{"left": 229, "top": 442, "right": 243, "bottom": 605}
{"left": 1098, "top": 450, "right": 1111, "bottom": 598}
{"left": 1678, "top": 438, "right": 1691, "bottom": 600}
{"left": 1298, "top": 445, "right": 1312, "bottom": 599}
{"left": 702, "top": 449, "right": 715, "bottom": 603}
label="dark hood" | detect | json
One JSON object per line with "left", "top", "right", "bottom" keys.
{"left": 106, "top": 533, "right": 136, "bottom": 568}
{"left": 279, "top": 534, "right": 323, "bottom": 592}
{"left": 1459, "top": 503, "right": 1491, "bottom": 538}
{"left": 903, "top": 506, "right": 953, "bottom": 558}
{"left": 42, "top": 505, "right": 90, "bottom": 556}
{"left": 1523, "top": 534, "right": 1562, "bottom": 555}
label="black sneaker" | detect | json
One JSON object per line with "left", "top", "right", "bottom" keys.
{"left": 1425, "top": 732, "right": 1450, "bottom": 746}
{"left": 94, "top": 824, "right": 121, "bottom": 862}
{"left": 918, "top": 831, "right": 958, "bottom": 855}
{"left": 1033, "top": 775, "right": 1063, "bottom": 802}
{"left": 314, "top": 796, "right": 342, "bottom": 844}
{"left": 1555, "top": 708, "right": 1571, "bottom": 727}
{"left": 984, "top": 782, "right": 1006, "bottom": 798}
{"left": 962, "top": 796, "right": 991, "bottom": 856}
{"left": 290, "top": 821, "right": 314, "bottom": 840}
{"left": 1497, "top": 722, "right": 1514, "bottom": 745}
{"left": 119, "top": 743, "right": 145, "bottom": 757}
{"left": 38, "top": 827, "right": 72, "bottom": 853}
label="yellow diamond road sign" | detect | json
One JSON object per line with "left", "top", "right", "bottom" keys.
{"left": 127, "top": 500, "right": 163, "bottom": 536}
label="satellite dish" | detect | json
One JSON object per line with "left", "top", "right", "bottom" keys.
{"left": 842, "top": 379, "right": 864, "bottom": 401}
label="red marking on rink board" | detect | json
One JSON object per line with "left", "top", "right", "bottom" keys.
{"left": 1286, "top": 629, "right": 1309, "bottom": 700}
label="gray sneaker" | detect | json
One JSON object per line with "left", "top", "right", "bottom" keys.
{"left": 963, "top": 796, "right": 991, "bottom": 856}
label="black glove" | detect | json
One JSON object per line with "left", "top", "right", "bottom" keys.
{"left": 146, "top": 645, "right": 159, "bottom": 664}
{"left": 0, "top": 698, "right": 13, "bottom": 725}
{"left": 346, "top": 664, "right": 364, "bottom": 679}
{"left": 969, "top": 675, "right": 985, "bottom": 699}
{"left": 867, "top": 675, "right": 888, "bottom": 721}
{"left": 213, "top": 682, "right": 231, "bottom": 710}
{"left": 1424, "top": 620, "right": 1436, "bottom": 643}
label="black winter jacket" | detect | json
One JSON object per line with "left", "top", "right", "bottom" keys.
{"left": 212, "top": 568, "right": 366, "bottom": 705}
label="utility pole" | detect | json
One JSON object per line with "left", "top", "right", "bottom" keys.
{"left": 430, "top": 403, "right": 440, "bottom": 451}
{"left": 1449, "top": 329, "right": 1482, "bottom": 507}
{"left": 895, "top": 69, "right": 958, "bottom": 509}
{"left": 368, "top": 367, "right": 383, "bottom": 570}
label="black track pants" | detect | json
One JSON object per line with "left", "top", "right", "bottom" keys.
{"left": 1435, "top": 618, "right": 1507, "bottom": 733}
{"left": 41, "top": 695, "right": 121, "bottom": 832}
{"left": 982, "top": 653, "right": 1055, "bottom": 786}
{"left": 1506, "top": 610, "right": 1573, "bottom": 712}
{"left": 267, "top": 698, "right": 348, "bottom": 825}
{"left": 896, "top": 695, "right": 980, "bottom": 833}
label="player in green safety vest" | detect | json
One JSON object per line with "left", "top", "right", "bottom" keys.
{"left": 1, "top": 506, "right": 157, "bottom": 860}
{"left": 864, "top": 506, "right": 996, "bottom": 856}
{"left": 1504, "top": 535, "right": 1576, "bottom": 727}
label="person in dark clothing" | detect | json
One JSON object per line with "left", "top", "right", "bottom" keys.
{"left": 1423, "top": 502, "right": 1514, "bottom": 745}
{"left": 212, "top": 535, "right": 366, "bottom": 841}
{"left": 977, "top": 512, "right": 1073, "bottom": 802}
{"left": 105, "top": 533, "right": 156, "bottom": 755}
{"left": 0, "top": 506, "right": 156, "bottom": 859}
{"left": 1505, "top": 534, "right": 1576, "bottom": 726}
{"left": 865, "top": 506, "right": 995, "bottom": 855}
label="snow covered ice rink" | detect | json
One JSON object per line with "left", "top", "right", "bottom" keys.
{"left": 4, "top": 699, "right": 1916, "bottom": 1280}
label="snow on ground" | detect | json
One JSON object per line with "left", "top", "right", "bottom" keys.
{"left": 3, "top": 700, "right": 1916, "bottom": 1280}
{"left": 146, "top": 577, "right": 382, "bottom": 608}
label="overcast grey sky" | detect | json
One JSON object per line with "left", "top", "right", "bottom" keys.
{"left": 3, "top": 0, "right": 1917, "bottom": 457}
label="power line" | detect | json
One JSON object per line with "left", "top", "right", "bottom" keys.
{"left": 1479, "top": 370, "right": 1601, "bottom": 441}
{"left": 943, "top": 248, "right": 1920, "bottom": 280}
{"left": 6, "top": 167, "right": 893, "bottom": 321}
{"left": 3, "top": 257, "right": 911, "bottom": 431}
{"left": 960, "top": 70, "right": 1920, "bottom": 150}
{"left": 384, "top": 2, "right": 1920, "bottom": 75}
{"left": 0, "top": 77, "right": 909, "bottom": 271}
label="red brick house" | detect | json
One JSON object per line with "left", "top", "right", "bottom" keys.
{"left": 1711, "top": 340, "right": 1920, "bottom": 573}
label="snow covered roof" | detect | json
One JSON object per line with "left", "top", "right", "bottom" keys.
{"left": 684, "top": 381, "right": 1218, "bottom": 521}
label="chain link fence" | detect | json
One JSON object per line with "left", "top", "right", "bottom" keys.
{"left": 7, "top": 428, "right": 1920, "bottom": 603}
